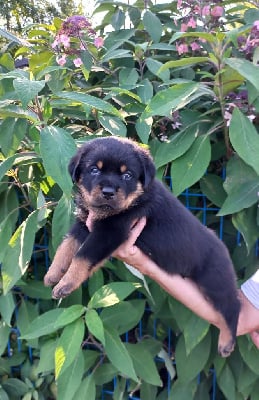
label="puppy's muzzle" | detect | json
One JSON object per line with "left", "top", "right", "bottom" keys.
{"left": 102, "top": 186, "right": 116, "bottom": 200}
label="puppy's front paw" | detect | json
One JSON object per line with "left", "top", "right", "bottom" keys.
{"left": 52, "top": 283, "right": 74, "bottom": 299}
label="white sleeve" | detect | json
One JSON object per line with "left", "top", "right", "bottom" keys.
{"left": 241, "top": 270, "right": 259, "bottom": 310}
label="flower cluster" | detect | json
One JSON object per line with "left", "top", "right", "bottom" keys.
{"left": 238, "top": 20, "right": 259, "bottom": 61}
{"left": 175, "top": 1, "right": 224, "bottom": 55}
{"left": 224, "top": 90, "right": 256, "bottom": 126}
{"left": 52, "top": 15, "right": 104, "bottom": 68}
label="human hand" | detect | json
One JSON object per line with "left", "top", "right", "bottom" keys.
{"left": 86, "top": 213, "right": 148, "bottom": 268}
{"left": 112, "top": 217, "right": 147, "bottom": 259}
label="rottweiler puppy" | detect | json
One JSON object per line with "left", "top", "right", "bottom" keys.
{"left": 44, "top": 136, "right": 240, "bottom": 357}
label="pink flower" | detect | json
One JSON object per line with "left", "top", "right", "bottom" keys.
{"left": 52, "top": 38, "right": 59, "bottom": 49}
{"left": 56, "top": 55, "right": 67, "bottom": 66}
{"left": 59, "top": 34, "right": 70, "bottom": 48}
{"left": 187, "top": 17, "right": 196, "bottom": 29}
{"left": 94, "top": 37, "right": 104, "bottom": 48}
{"left": 177, "top": 0, "right": 182, "bottom": 7}
{"left": 176, "top": 43, "right": 189, "bottom": 55}
{"left": 253, "top": 20, "right": 259, "bottom": 30}
{"left": 73, "top": 57, "right": 83, "bottom": 67}
{"left": 181, "top": 23, "right": 188, "bottom": 32}
{"left": 202, "top": 5, "right": 210, "bottom": 16}
{"left": 190, "top": 42, "right": 201, "bottom": 51}
{"left": 211, "top": 6, "right": 224, "bottom": 18}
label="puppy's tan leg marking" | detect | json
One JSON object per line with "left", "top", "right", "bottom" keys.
{"left": 44, "top": 237, "right": 81, "bottom": 287}
{"left": 52, "top": 258, "right": 105, "bottom": 299}
{"left": 217, "top": 316, "right": 235, "bottom": 357}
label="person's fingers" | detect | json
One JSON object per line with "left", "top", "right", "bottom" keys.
{"left": 127, "top": 217, "right": 147, "bottom": 246}
{"left": 86, "top": 210, "right": 95, "bottom": 231}
{"left": 249, "top": 331, "right": 259, "bottom": 349}
{"left": 112, "top": 217, "right": 146, "bottom": 259}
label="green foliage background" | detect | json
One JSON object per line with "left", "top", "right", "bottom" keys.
{"left": 0, "top": 1, "right": 259, "bottom": 399}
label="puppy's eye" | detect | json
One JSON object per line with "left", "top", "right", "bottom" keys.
{"left": 90, "top": 166, "right": 100, "bottom": 175}
{"left": 122, "top": 171, "right": 133, "bottom": 181}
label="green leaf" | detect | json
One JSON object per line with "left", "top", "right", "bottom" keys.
{"left": 135, "top": 116, "right": 153, "bottom": 144}
{"left": 40, "top": 126, "right": 77, "bottom": 195}
{"left": 52, "top": 194, "right": 74, "bottom": 251}
{"left": 216, "top": 363, "right": 236, "bottom": 400}
{"left": 72, "top": 374, "right": 96, "bottom": 400}
{"left": 218, "top": 178, "right": 259, "bottom": 216}
{"left": 142, "top": 82, "right": 199, "bottom": 118}
{"left": 119, "top": 68, "right": 139, "bottom": 89}
{"left": 2, "top": 378, "right": 28, "bottom": 397}
{"left": 214, "top": 66, "right": 244, "bottom": 97}
{"left": 85, "top": 309, "right": 106, "bottom": 345}
{"left": 171, "top": 135, "right": 211, "bottom": 196}
{"left": 111, "top": 9, "right": 125, "bottom": 30}
{"left": 100, "top": 299, "right": 145, "bottom": 335}
{"left": 0, "top": 104, "right": 38, "bottom": 122}
{"left": 55, "top": 91, "right": 123, "bottom": 118}
{"left": 143, "top": 10, "right": 162, "bottom": 42}
{"left": 183, "top": 314, "right": 210, "bottom": 356}
{"left": 0, "top": 322, "right": 10, "bottom": 356}
{"left": 104, "top": 28, "right": 135, "bottom": 51}
{"left": 0, "top": 213, "right": 15, "bottom": 262}
{"left": 232, "top": 206, "right": 259, "bottom": 253}
{"left": 102, "top": 48, "right": 131, "bottom": 62}
{"left": 200, "top": 174, "right": 227, "bottom": 207}
{"left": 21, "top": 305, "right": 85, "bottom": 339}
{"left": 226, "top": 58, "right": 259, "bottom": 92}
{"left": 154, "top": 125, "right": 197, "bottom": 168}
{"left": 137, "top": 78, "right": 153, "bottom": 104}
{"left": 169, "top": 380, "right": 196, "bottom": 400}
{"left": 170, "top": 31, "right": 217, "bottom": 44}
{"left": 18, "top": 281, "right": 52, "bottom": 300}
{"left": 103, "top": 326, "right": 138, "bottom": 382}
{"left": 35, "top": 339, "right": 56, "bottom": 374}
{"left": 0, "top": 154, "right": 17, "bottom": 181}
{"left": 160, "top": 57, "right": 210, "bottom": 72}
{"left": 0, "top": 27, "right": 29, "bottom": 45}
{"left": 55, "top": 318, "right": 85, "bottom": 379}
{"left": 175, "top": 332, "right": 211, "bottom": 383}
{"left": 16, "top": 300, "right": 38, "bottom": 342}
{"left": 58, "top": 350, "right": 85, "bottom": 400}
{"left": 88, "top": 282, "right": 140, "bottom": 309}
{"left": 229, "top": 108, "right": 259, "bottom": 175}
{"left": 0, "top": 118, "right": 28, "bottom": 156}
{"left": 13, "top": 78, "right": 45, "bottom": 108}
{"left": 125, "top": 342, "right": 162, "bottom": 386}
{"left": 223, "top": 155, "right": 258, "bottom": 194}
{"left": 93, "top": 362, "right": 118, "bottom": 385}
{"left": 238, "top": 335, "right": 259, "bottom": 375}
{"left": 0, "top": 292, "right": 15, "bottom": 326}
{"left": 2, "top": 210, "right": 40, "bottom": 294}
{"left": 146, "top": 58, "right": 170, "bottom": 82}
{"left": 99, "top": 115, "right": 127, "bottom": 137}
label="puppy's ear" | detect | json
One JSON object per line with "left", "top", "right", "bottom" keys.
{"left": 137, "top": 149, "right": 156, "bottom": 189}
{"left": 68, "top": 141, "right": 92, "bottom": 183}
{"left": 68, "top": 150, "right": 82, "bottom": 183}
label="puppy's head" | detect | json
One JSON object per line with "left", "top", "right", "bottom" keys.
{"left": 68, "top": 137, "right": 155, "bottom": 218}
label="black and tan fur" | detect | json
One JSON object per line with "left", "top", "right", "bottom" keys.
{"left": 44, "top": 136, "right": 240, "bottom": 357}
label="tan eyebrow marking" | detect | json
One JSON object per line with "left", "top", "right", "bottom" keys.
{"left": 120, "top": 164, "right": 127, "bottom": 173}
{"left": 96, "top": 160, "right": 103, "bottom": 170}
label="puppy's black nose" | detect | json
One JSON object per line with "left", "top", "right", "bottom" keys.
{"left": 102, "top": 186, "right": 115, "bottom": 199}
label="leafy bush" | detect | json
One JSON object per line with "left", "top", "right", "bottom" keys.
{"left": 0, "top": 1, "right": 259, "bottom": 399}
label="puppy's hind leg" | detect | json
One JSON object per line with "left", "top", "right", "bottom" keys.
{"left": 191, "top": 259, "right": 240, "bottom": 357}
